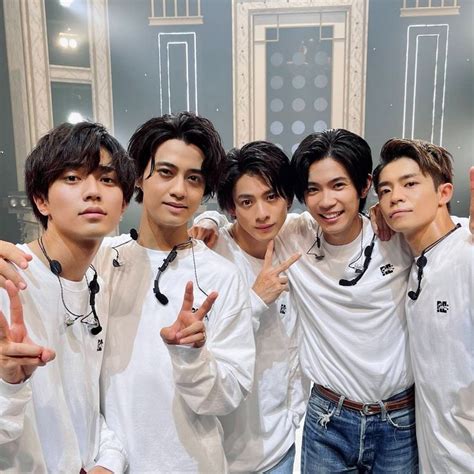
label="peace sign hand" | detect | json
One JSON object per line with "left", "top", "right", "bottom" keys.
{"left": 0, "top": 281, "right": 56, "bottom": 384}
{"left": 252, "top": 240, "right": 301, "bottom": 305}
{"left": 160, "top": 281, "right": 218, "bottom": 348}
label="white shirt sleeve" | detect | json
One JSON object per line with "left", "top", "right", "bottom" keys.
{"left": 89, "top": 414, "right": 128, "bottom": 473}
{"left": 0, "top": 378, "right": 32, "bottom": 444}
{"left": 194, "top": 210, "right": 230, "bottom": 228}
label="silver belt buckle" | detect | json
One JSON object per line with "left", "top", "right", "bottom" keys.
{"left": 362, "top": 403, "right": 378, "bottom": 415}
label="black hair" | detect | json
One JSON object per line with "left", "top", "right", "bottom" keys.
{"left": 374, "top": 138, "right": 454, "bottom": 190}
{"left": 128, "top": 112, "right": 225, "bottom": 203}
{"left": 217, "top": 141, "right": 294, "bottom": 213}
{"left": 291, "top": 129, "right": 372, "bottom": 212}
{"left": 25, "top": 121, "right": 135, "bottom": 229}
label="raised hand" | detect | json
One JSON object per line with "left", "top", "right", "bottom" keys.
{"left": 0, "top": 281, "right": 55, "bottom": 384}
{"left": 369, "top": 202, "right": 394, "bottom": 241}
{"left": 0, "top": 241, "right": 32, "bottom": 290}
{"left": 160, "top": 281, "right": 218, "bottom": 348}
{"left": 470, "top": 166, "right": 474, "bottom": 235}
{"left": 252, "top": 240, "right": 300, "bottom": 305}
{"left": 188, "top": 219, "right": 219, "bottom": 248}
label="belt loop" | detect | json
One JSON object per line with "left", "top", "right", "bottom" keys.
{"left": 377, "top": 400, "right": 387, "bottom": 421}
{"left": 335, "top": 394, "right": 345, "bottom": 416}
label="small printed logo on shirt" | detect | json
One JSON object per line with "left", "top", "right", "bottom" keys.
{"left": 97, "top": 339, "right": 104, "bottom": 351}
{"left": 280, "top": 304, "right": 287, "bottom": 315}
{"left": 380, "top": 263, "right": 395, "bottom": 276}
{"left": 437, "top": 301, "right": 449, "bottom": 313}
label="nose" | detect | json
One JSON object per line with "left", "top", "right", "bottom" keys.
{"left": 390, "top": 184, "right": 405, "bottom": 204}
{"left": 83, "top": 175, "right": 101, "bottom": 201}
{"left": 255, "top": 200, "right": 270, "bottom": 222}
{"left": 319, "top": 189, "right": 336, "bottom": 209}
{"left": 169, "top": 175, "right": 186, "bottom": 199}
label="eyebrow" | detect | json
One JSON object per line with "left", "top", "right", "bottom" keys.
{"left": 155, "top": 161, "right": 203, "bottom": 174}
{"left": 97, "top": 164, "right": 116, "bottom": 173}
{"left": 307, "top": 176, "right": 349, "bottom": 186}
{"left": 377, "top": 172, "right": 421, "bottom": 189}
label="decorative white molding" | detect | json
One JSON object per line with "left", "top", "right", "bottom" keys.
{"left": 232, "top": 0, "right": 368, "bottom": 146}
{"left": 400, "top": 6, "right": 459, "bottom": 17}
{"left": 158, "top": 32, "right": 198, "bottom": 114}
{"left": 50, "top": 65, "right": 93, "bottom": 83}
{"left": 3, "top": 0, "right": 52, "bottom": 190}
{"left": 149, "top": 16, "right": 203, "bottom": 25}
{"left": 149, "top": 0, "right": 203, "bottom": 25}
{"left": 402, "top": 24, "right": 449, "bottom": 145}
{"left": 88, "top": 0, "right": 114, "bottom": 131}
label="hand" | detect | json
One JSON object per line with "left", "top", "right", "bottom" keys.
{"left": 0, "top": 281, "right": 55, "bottom": 384}
{"left": 160, "top": 281, "right": 218, "bottom": 348}
{"left": 188, "top": 219, "right": 219, "bottom": 248}
{"left": 0, "top": 241, "right": 32, "bottom": 290}
{"left": 369, "top": 203, "right": 394, "bottom": 241}
{"left": 88, "top": 467, "right": 113, "bottom": 474}
{"left": 252, "top": 240, "right": 300, "bottom": 305}
{"left": 469, "top": 166, "right": 474, "bottom": 235}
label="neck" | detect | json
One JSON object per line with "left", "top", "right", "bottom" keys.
{"left": 29, "top": 229, "right": 100, "bottom": 281}
{"left": 231, "top": 222, "right": 268, "bottom": 259}
{"left": 137, "top": 214, "right": 190, "bottom": 250}
{"left": 405, "top": 210, "right": 455, "bottom": 255}
{"left": 323, "top": 214, "right": 363, "bottom": 246}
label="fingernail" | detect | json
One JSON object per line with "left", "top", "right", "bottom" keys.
{"left": 19, "top": 282, "right": 27, "bottom": 290}
{"left": 20, "top": 261, "right": 28, "bottom": 269}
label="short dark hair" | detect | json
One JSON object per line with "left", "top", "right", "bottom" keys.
{"left": 217, "top": 141, "right": 294, "bottom": 213}
{"left": 291, "top": 129, "right": 372, "bottom": 212}
{"left": 373, "top": 138, "right": 454, "bottom": 190}
{"left": 128, "top": 112, "right": 225, "bottom": 203}
{"left": 25, "top": 121, "right": 135, "bottom": 228}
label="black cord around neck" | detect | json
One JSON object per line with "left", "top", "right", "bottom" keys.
{"left": 408, "top": 223, "right": 461, "bottom": 301}
{"left": 38, "top": 236, "right": 102, "bottom": 334}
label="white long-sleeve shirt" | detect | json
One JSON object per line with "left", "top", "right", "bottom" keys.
{"left": 198, "top": 211, "right": 414, "bottom": 403}
{"left": 197, "top": 223, "right": 310, "bottom": 473}
{"left": 96, "top": 237, "right": 255, "bottom": 473}
{"left": 406, "top": 227, "right": 473, "bottom": 473}
{"left": 0, "top": 244, "right": 127, "bottom": 473}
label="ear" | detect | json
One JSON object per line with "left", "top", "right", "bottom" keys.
{"left": 120, "top": 199, "right": 128, "bottom": 215}
{"left": 33, "top": 195, "right": 50, "bottom": 216}
{"left": 360, "top": 174, "right": 373, "bottom": 199}
{"left": 229, "top": 207, "right": 236, "bottom": 219}
{"left": 438, "top": 182, "right": 453, "bottom": 206}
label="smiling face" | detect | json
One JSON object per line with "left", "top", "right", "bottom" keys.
{"left": 304, "top": 157, "right": 370, "bottom": 245}
{"left": 139, "top": 139, "right": 205, "bottom": 237}
{"left": 34, "top": 148, "right": 126, "bottom": 242}
{"left": 232, "top": 173, "right": 288, "bottom": 251}
{"left": 377, "top": 157, "right": 452, "bottom": 238}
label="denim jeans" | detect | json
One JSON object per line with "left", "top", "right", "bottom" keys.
{"left": 264, "top": 443, "right": 296, "bottom": 474}
{"left": 301, "top": 386, "right": 418, "bottom": 473}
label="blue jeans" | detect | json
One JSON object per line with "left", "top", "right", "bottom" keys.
{"left": 301, "top": 386, "right": 418, "bottom": 473}
{"left": 264, "top": 443, "right": 296, "bottom": 474}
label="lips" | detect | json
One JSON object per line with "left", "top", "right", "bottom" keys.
{"left": 255, "top": 224, "right": 274, "bottom": 231}
{"left": 389, "top": 209, "right": 412, "bottom": 219}
{"left": 79, "top": 207, "right": 106, "bottom": 216}
{"left": 319, "top": 211, "right": 343, "bottom": 220}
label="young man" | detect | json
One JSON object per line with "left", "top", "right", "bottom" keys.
{"left": 374, "top": 139, "right": 473, "bottom": 473}
{"left": 0, "top": 122, "right": 135, "bottom": 472}
{"left": 192, "top": 141, "right": 308, "bottom": 473}
{"left": 195, "top": 129, "right": 419, "bottom": 472}
{"left": 93, "top": 112, "right": 255, "bottom": 472}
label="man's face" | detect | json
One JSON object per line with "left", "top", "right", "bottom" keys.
{"left": 304, "top": 157, "right": 369, "bottom": 245}
{"left": 232, "top": 173, "right": 288, "bottom": 245}
{"left": 377, "top": 157, "right": 450, "bottom": 236}
{"left": 35, "top": 148, "right": 126, "bottom": 241}
{"left": 140, "top": 139, "right": 205, "bottom": 231}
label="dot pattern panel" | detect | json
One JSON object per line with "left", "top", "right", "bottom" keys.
{"left": 266, "top": 26, "right": 332, "bottom": 158}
